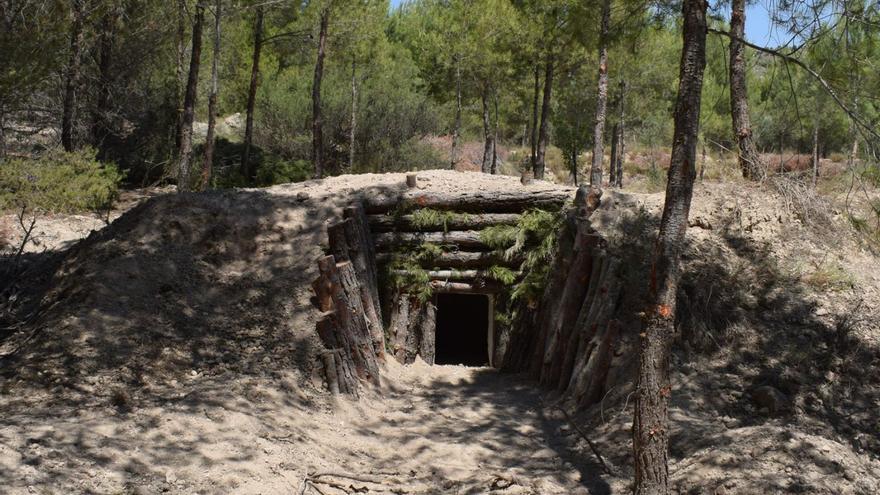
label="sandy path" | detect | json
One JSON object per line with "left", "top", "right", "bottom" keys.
{"left": 0, "top": 362, "right": 613, "bottom": 494}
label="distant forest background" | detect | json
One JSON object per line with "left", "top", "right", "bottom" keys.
{"left": 1, "top": 0, "right": 878, "bottom": 193}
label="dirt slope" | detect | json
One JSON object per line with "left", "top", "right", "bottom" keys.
{"left": 1, "top": 172, "right": 879, "bottom": 494}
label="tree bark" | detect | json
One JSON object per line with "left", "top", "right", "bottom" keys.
{"left": 609, "top": 124, "right": 619, "bottom": 187}
{"left": 451, "top": 57, "right": 462, "bottom": 170}
{"left": 349, "top": 57, "right": 357, "bottom": 171}
{"left": 590, "top": 0, "right": 611, "bottom": 187}
{"left": 481, "top": 84, "right": 493, "bottom": 174}
{"left": 175, "top": 0, "right": 187, "bottom": 148}
{"left": 177, "top": 2, "right": 205, "bottom": 193}
{"left": 363, "top": 187, "right": 573, "bottom": 214}
{"left": 374, "top": 231, "right": 490, "bottom": 251}
{"left": 312, "top": 7, "right": 329, "bottom": 179}
{"left": 529, "top": 62, "right": 541, "bottom": 174}
{"left": 633, "top": 1, "right": 707, "bottom": 494}
{"left": 91, "top": 6, "right": 118, "bottom": 155}
{"left": 614, "top": 80, "right": 626, "bottom": 188}
{"left": 812, "top": 123, "right": 819, "bottom": 186}
{"left": 535, "top": 51, "right": 554, "bottom": 180}
{"left": 729, "top": 0, "right": 764, "bottom": 180}
{"left": 492, "top": 89, "right": 499, "bottom": 174}
{"left": 241, "top": 5, "right": 263, "bottom": 182}
{"left": 201, "top": 0, "right": 222, "bottom": 191}
{"left": 61, "top": 0, "right": 84, "bottom": 152}
{"left": 368, "top": 212, "right": 521, "bottom": 232}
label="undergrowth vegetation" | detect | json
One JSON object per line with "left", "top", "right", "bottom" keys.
{"left": 0, "top": 148, "right": 122, "bottom": 214}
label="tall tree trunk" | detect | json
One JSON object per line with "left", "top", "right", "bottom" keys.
{"left": 200, "top": 0, "right": 222, "bottom": 191}
{"left": 481, "top": 84, "right": 493, "bottom": 174}
{"left": 451, "top": 57, "right": 462, "bottom": 170}
{"left": 92, "top": 9, "right": 119, "bottom": 157}
{"left": 177, "top": 2, "right": 205, "bottom": 193}
{"left": 812, "top": 123, "right": 819, "bottom": 187}
{"left": 312, "top": 7, "right": 329, "bottom": 179}
{"left": 590, "top": 0, "right": 611, "bottom": 187}
{"left": 614, "top": 80, "right": 626, "bottom": 188}
{"left": 609, "top": 123, "right": 619, "bottom": 186}
{"left": 633, "top": 1, "right": 707, "bottom": 494}
{"left": 535, "top": 51, "right": 554, "bottom": 180}
{"left": 349, "top": 57, "right": 357, "bottom": 171}
{"left": 91, "top": 7, "right": 117, "bottom": 156}
{"left": 175, "top": 0, "right": 188, "bottom": 149}
{"left": 491, "top": 89, "right": 499, "bottom": 174}
{"left": 529, "top": 62, "right": 540, "bottom": 173}
{"left": 729, "top": 0, "right": 764, "bottom": 180}
{"left": 241, "top": 5, "right": 263, "bottom": 182}
{"left": 61, "top": 0, "right": 84, "bottom": 152}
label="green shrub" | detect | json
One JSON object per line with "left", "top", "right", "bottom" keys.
{"left": 0, "top": 148, "right": 122, "bottom": 213}
{"left": 255, "top": 157, "right": 311, "bottom": 186}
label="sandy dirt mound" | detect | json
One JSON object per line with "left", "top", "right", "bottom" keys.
{"left": 1, "top": 172, "right": 879, "bottom": 494}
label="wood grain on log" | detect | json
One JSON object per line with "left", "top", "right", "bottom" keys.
{"left": 374, "top": 231, "right": 489, "bottom": 250}
{"left": 428, "top": 280, "right": 504, "bottom": 293}
{"left": 313, "top": 256, "right": 381, "bottom": 393}
{"left": 368, "top": 213, "right": 521, "bottom": 232}
{"left": 328, "top": 206, "right": 384, "bottom": 358}
{"left": 363, "top": 188, "right": 573, "bottom": 214}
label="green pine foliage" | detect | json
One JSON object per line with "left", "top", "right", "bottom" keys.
{"left": 0, "top": 149, "right": 122, "bottom": 214}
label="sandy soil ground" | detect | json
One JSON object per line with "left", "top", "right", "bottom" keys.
{"left": 1, "top": 170, "right": 879, "bottom": 494}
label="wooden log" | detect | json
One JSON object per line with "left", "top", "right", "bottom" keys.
{"left": 390, "top": 269, "right": 520, "bottom": 282}
{"left": 388, "top": 293, "right": 412, "bottom": 363}
{"left": 578, "top": 319, "right": 621, "bottom": 408}
{"left": 528, "top": 220, "right": 577, "bottom": 377}
{"left": 363, "top": 187, "right": 573, "bottom": 214}
{"left": 368, "top": 213, "right": 521, "bottom": 233}
{"left": 419, "top": 300, "right": 436, "bottom": 364}
{"left": 557, "top": 254, "right": 608, "bottom": 391}
{"left": 376, "top": 251, "right": 520, "bottom": 270}
{"left": 327, "top": 207, "right": 384, "bottom": 359}
{"left": 374, "top": 231, "right": 489, "bottom": 250}
{"left": 314, "top": 256, "right": 381, "bottom": 387}
{"left": 566, "top": 262, "right": 621, "bottom": 403}
{"left": 428, "top": 280, "right": 504, "bottom": 293}
{"left": 321, "top": 351, "right": 340, "bottom": 395}
{"left": 541, "top": 227, "right": 600, "bottom": 387}
{"left": 342, "top": 205, "right": 382, "bottom": 321}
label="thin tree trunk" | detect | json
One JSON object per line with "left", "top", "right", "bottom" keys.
{"left": 200, "top": 0, "right": 222, "bottom": 191}
{"left": 609, "top": 123, "right": 619, "bottom": 186}
{"left": 61, "top": 0, "right": 84, "bottom": 152}
{"left": 491, "top": 89, "right": 499, "bottom": 174}
{"left": 349, "top": 57, "right": 357, "bottom": 171}
{"left": 535, "top": 51, "right": 554, "bottom": 180}
{"left": 451, "top": 57, "right": 462, "bottom": 169}
{"left": 177, "top": 2, "right": 205, "bottom": 193}
{"left": 481, "top": 84, "right": 493, "bottom": 173}
{"left": 91, "top": 6, "right": 117, "bottom": 156}
{"left": 633, "top": 1, "right": 707, "bottom": 494}
{"left": 812, "top": 123, "right": 819, "bottom": 186}
{"left": 529, "top": 62, "right": 540, "bottom": 173}
{"left": 590, "top": 0, "right": 611, "bottom": 187}
{"left": 729, "top": 0, "right": 764, "bottom": 180}
{"left": 312, "top": 7, "right": 329, "bottom": 179}
{"left": 615, "top": 80, "right": 626, "bottom": 188}
{"left": 175, "top": 0, "right": 188, "bottom": 149}
{"left": 241, "top": 5, "right": 263, "bottom": 181}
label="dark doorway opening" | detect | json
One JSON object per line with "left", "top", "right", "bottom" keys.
{"left": 435, "top": 293, "right": 490, "bottom": 366}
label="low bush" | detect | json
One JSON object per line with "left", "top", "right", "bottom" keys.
{"left": 0, "top": 148, "right": 122, "bottom": 213}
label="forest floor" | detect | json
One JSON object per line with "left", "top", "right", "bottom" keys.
{"left": 1, "top": 169, "right": 879, "bottom": 494}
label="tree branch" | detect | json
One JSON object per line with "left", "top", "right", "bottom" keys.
{"left": 707, "top": 27, "right": 880, "bottom": 143}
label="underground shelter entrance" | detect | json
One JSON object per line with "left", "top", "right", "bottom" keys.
{"left": 434, "top": 293, "right": 492, "bottom": 366}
